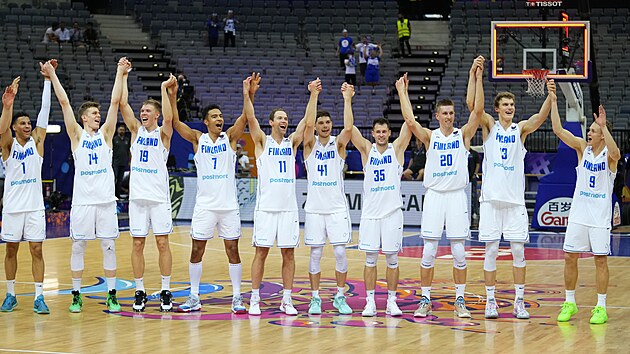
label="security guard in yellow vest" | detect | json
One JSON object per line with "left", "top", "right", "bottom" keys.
{"left": 397, "top": 13, "right": 412, "bottom": 57}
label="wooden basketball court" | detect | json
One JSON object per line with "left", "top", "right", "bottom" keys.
{"left": 1, "top": 224, "right": 628, "bottom": 353}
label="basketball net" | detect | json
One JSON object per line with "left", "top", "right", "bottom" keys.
{"left": 523, "top": 69, "right": 549, "bottom": 98}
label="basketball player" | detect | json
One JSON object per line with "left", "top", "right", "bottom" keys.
{"left": 173, "top": 74, "right": 259, "bottom": 314}
{"left": 408, "top": 57, "right": 485, "bottom": 318}
{"left": 303, "top": 81, "right": 354, "bottom": 315}
{"left": 42, "top": 59, "right": 126, "bottom": 313}
{"left": 0, "top": 68, "right": 51, "bottom": 314}
{"left": 550, "top": 95, "right": 619, "bottom": 324}
{"left": 247, "top": 79, "right": 317, "bottom": 315}
{"left": 349, "top": 75, "right": 416, "bottom": 317}
{"left": 120, "top": 59, "right": 176, "bottom": 312}
{"left": 468, "top": 66, "right": 555, "bottom": 319}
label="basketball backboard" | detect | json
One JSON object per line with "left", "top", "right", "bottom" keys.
{"left": 489, "top": 20, "right": 591, "bottom": 82}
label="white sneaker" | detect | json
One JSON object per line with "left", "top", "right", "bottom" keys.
{"left": 513, "top": 298, "right": 530, "bottom": 319}
{"left": 414, "top": 296, "right": 432, "bottom": 317}
{"left": 454, "top": 296, "right": 471, "bottom": 318}
{"left": 386, "top": 297, "right": 403, "bottom": 316}
{"left": 362, "top": 298, "right": 377, "bottom": 317}
{"left": 485, "top": 298, "right": 499, "bottom": 319}
{"left": 249, "top": 297, "right": 261, "bottom": 315}
{"left": 280, "top": 298, "right": 298, "bottom": 315}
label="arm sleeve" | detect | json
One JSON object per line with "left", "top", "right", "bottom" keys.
{"left": 36, "top": 80, "right": 52, "bottom": 129}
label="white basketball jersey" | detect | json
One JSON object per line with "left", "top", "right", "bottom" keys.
{"left": 568, "top": 146, "right": 614, "bottom": 228}
{"left": 480, "top": 122, "right": 527, "bottom": 205}
{"left": 72, "top": 130, "right": 116, "bottom": 206}
{"left": 194, "top": 133, "right": 238, "bottom": 210}
{"left": 129, "top": 126, "right": 170, "bottom": 203}
{"left": 304, "top": 136, "right": 347, "bottom": 214}
{"left": 255, "top": 136, "right": 297, "bottom": 211}
{"left": 2, "top": 138, "right": 44, "bottom": 213}
{"left": 424, "top": 128, "right": 469, "bottom": 192}
{"left": 362, "top": 143, "right": 403, "bottom": 219}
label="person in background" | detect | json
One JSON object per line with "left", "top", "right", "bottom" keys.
{"left": 402, "top": 137, "right": 426, "bottom": 181}
{"left": 207, "top": 13, "right": 220, "bottom": 49}
{"left": 336, "top": 29, "right": 353, "bottom": 69}
{"left": 223, "top": 10, "right": 239, "bottom": 48}
{"left": 112, "top": 124, "right": 130, "bottom": 199}
{"left": 397, "top": 13, "right": 411, "bottom": 57}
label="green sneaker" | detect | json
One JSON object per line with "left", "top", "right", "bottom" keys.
{"left": 589, "top": 306, "right": 608, "bottom": 324}
{"left": 333, "top": 295, "right": 353, "bottom": 315}
{"left": 69, "top": 290, "right": 82, "bottom": 313}
{"left": 308, "top": 297, "right": 322, "bottom": 315}
{"left": 557, "top": 302, "right": 578, "bottom": 322}
{"left": 107, "top": 289, "right": 121, "bottom": 313}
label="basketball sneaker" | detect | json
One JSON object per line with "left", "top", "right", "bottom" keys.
{"left": 249, "top": 296, "right": 261, "bottom": 315}
{"left": 280, "top": 298, "right": 298, "bottom": 315}
{"left": 133, "top": 290, "right": 147, "bottom": 312}
{"left": 1, "top": 293, "right": 18, "bottom": 312}
{"left": 179, "top": 294, "right": 201, "bottom": 312}
{"left": 232, "top": 295, "right": 247, "bottom": 314}
{"left": 589, "top": 306, "right": 608, "bottom": 324}
{"left": 333, "top": 294, "right": 352, "bottom": 315}
{"left": 69, "top": 290, "right": 83, "bottom": 313}
{"left": 308, "top": 297, "right": 322, "bottom": 315}
{"left": 557, "top": 302, "right": 578, "bottom": 322}
{"left": 361, "top": 298, "right": 377, "bottom": 317}
{"left": 107, "top": 289, "right": 121, "bottom": 313}
{"left": 160, "top": 290, "right": 173, "bottom": 312}
{"left": 414, "top": 296, "right": 432, "bottom": 317}
{"left": 513, "top": 298, "right": 530, "bottom": 319}
{"left": 386, "top": 297, "right": 403, "bottom": 316}
{"left": 454, "top": 296, "right": 471, "bottom": 318}
{"left": 33, "top": 295, "right": 50, "bottom": 314}
{"left": 485, "top": 298, "right": 499, "bottom": 319}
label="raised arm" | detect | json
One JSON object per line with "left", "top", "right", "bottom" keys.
{"left": 351, "top": 126, "right": 372, "bottom": 166}
{"left": 101, "top": 58, "right": 129, "bottom": 141}
{"left": 519, "top": 80, "right": 554, "bottom": 139}
{"left": 120, "top": 58, "right": 140, "bottom": 135}
{"left": 594, "top": 105, "right": 621, "bottom": 170}
{"left": 465, "top": 57, "right": 481, "bottom": 112}
{"left": 246, "top": 74, "right": 266, "bottom": 153}
{"left": 336, "top": 82, "right": 354, "bottom": 150}
{"left": 227, "top": 75, "right": 255, "bottom": 150}
{"left": 160, "top": 74, "right": 176, "bottom": 149}
{"left": 393, "top": 122, "right": 412, "bottom": 166}
{"left": 291, "top": 78, "right": 321, "bottom": 150}
{"left": 168, "top": 76, "right": 200, "bottom": 145}
{"left": 396, "top": 73, "right": 430, "bottom": 147}
{"left": 302, "top": 77, "right": 322, "bottom": 151}
{"left": 33, "top": 61, "right": 55, "bottom": 151}
{"left": 462, "top": 59, "right": 485, "bottom": 147}
{"left": 0, "top": 77, "right": 19, "bottom": 135}
{"left": 549, "top": 81, "right": 584, "bottom": 153}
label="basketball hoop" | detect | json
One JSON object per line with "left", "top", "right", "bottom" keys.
{"left": 523, "top": 69, "right": 549, "bottom": 98}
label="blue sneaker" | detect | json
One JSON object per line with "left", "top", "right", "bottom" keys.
{"left": 33, "top": 295, "right": 50, "bottom": 314}
{"left": 1, "top": 293, "right": 18, "bottom": 312}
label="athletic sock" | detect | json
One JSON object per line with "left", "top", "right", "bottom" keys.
{"left": 597, "top": 293, "right": 606, "bottom": 308}
{"left": 72, "top": 278, "right": 82, "bottom": 292}
{"left": 282, "top": 289, "right": 292, "bottom": 302}
{"left": 336, "top": 287, "right": 345, "bottom": 297}
{"left": 228, "top": 263, "right": 242, "bottom": 297}
{"left": 251, "top": 288, "right": 260, "bottom": 301}
{"left": 366, "top": 290, "right": 375, "bottom": 301}
{"left": 515, "top": 284, "right": 525, "bottom": 300}
{"left": 7, "top": 280, "right": 16, "bottom": 296}
{"left": 106, "top": 277, "right": 116, "bottom": 292}
{"left": 388, "top": 290, "right": 397, "bottom": 300}
{"left": 189, "top": 262, "right": 202, "bottom": 296}
{"left": 161, "top": 275, "right": 171, "bottom": 291}
{"left": 312, "top": 290, "right": 320, "bottom": 299}
{"left": 486, "top": 286, "right": 495, "bottom": 301}
{"left": 565, "top": 290, "right": 576, "bottom": 303}
{"left": 135, "top": 278, "right": 145, "bottom": 292}
{"left": 455, "top": 284, "right": 466, "bottom": 299}
{"left": 35, "top": 282, "right": 43, "bottom": 298}
{"left": 421, "top": 286, "right": 431, "bottom": 300}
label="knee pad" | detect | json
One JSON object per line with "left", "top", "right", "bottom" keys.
{"left": 451, "top": 240, "right": 467, "bottom": 270}
{"left": 100, "top": 239, "right": 117, "bottom": 271}
{"left": 421, "top": 239, "right": 438, "bottom": 269}
{"left": 309, "top": 247, "right": 323, "bottom": 274}
{"left": 333, "top": 245, "right": 348, "bottom": 273}
{"left": 385, "top": 253, "right": 398, "bottom": 269}
{"left": 70, "top": 240, "right": 87, "bottom": 272}
{"left": 511, "top": 242, "right": 526, "bottom": 268}
{"left": 483, "top": 241, "right": 499, "bottom": 272}
{"left": 365, "top": 252, "right": 378, "bottom": 267}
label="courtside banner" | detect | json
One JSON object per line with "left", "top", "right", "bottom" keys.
{"left": 174, "top": 177, "right": 471, "bottom": 226}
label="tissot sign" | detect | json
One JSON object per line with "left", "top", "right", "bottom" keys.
{"left": 526, "top": 0, "right": 563, "bottom": 7}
